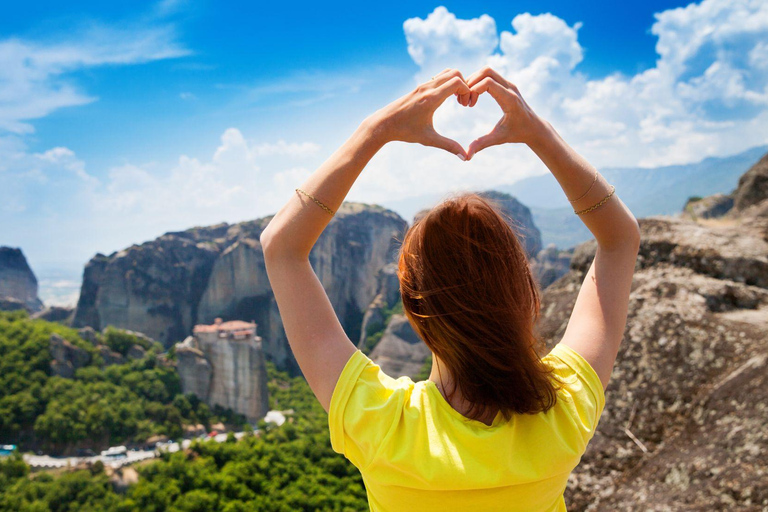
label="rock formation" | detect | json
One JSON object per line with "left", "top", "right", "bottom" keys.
{"left": 73, "top": 203, "right": 407, "bottom": 373}
{"left": 412, "top": 190, "right": 543, "bottom": 259}
{"left": 533, "top": 152, "right": 768, "bottom": 510}
{"left": 49, "top": 333, "right": 90, "bottom": 378}
{"left": 357, "top": 263, "right": 401, "bottom": 347}
{"left": 367, "top": 314, "right": 431, "bottom": 379}
{"left": 529, "top": 244, "right": 574, "bottom": 289}
{"left": 0, "top": 247, "right": 43, "bottom": 313}
{"left": 32, "top": 306, "right": 75, "bottom": 324}
{"left": 175, "top": 319, "right": 269, "bottom": 424}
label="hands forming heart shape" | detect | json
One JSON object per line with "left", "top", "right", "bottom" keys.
{"left": 371, "top": 66, "right": 546, "bottom": 161}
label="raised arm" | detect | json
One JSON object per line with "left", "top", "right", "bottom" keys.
{"left": 465, "top": 67, "right": 640, "bottom": 391}
{"left": 259, "top": 70, "right": 471, "bottom": 412}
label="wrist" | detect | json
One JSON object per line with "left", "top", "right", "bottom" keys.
{"left": 526, "top": 115, "right": 556, "bottom": 149}
{"left": 360, "top": 111, "right": 393, "bottom": 147}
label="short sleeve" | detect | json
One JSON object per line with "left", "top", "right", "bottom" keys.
{"left": 328, "top": 350, "right": 406, "bottom": 469}
{"left": 543, "top": 343, "right": 606, "bottom": 445}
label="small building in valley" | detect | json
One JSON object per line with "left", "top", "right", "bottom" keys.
{"left": 175, "top": 318, "right": 269, "bottom": 424}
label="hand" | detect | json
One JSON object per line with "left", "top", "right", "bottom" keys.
{"left": 463, "top": 67, "right": 546, "bottom": 160}
{"left": 368, "top": 68, "right": 471, "bottom": 160}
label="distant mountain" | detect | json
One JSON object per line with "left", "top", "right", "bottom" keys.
{"left": 497, "top": 145, "right": 768, "bottom": 249}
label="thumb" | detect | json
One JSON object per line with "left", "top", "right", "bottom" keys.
{"left": 422, "top": 129, "right": 467, "bottom": 161}
{"left": 467, "top": 129, "right": 504, "bottom": 160}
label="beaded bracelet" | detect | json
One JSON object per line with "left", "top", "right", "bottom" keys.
{"left": 574, "top": 185, "right": 616, "bottom": 215}
{"left": 296, "top": 188, "right": 335, "bottom": 216}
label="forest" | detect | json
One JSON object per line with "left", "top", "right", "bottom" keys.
{"left": 0, "top": 311, "right": 368, "bottom": 510}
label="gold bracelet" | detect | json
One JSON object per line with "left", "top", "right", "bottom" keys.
{"left": 574, "top": 185, "right": 615, "bottom": 215}
{"left": 568, "top": 168, "right": 599, "bottom": 203}
{"left": 295, "top": 188, "right": 335, "bottom": 216}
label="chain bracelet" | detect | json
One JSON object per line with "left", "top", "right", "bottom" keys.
{"left": 574, "top": 185, "right": 616, "bottom": 215}
{"left": 295, "top": 188, "right": 335, "bottom": 216}
{"left": 568, "top": 168, "right": 599, "bottom": 203}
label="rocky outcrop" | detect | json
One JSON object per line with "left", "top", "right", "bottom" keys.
{"left": 357, "top": 263, "right": 401, "bottom": 347}
{"left": 412, "top": 190, "right": 543, "bottom": 259}
{"left": 682, "top": 193, "right": 734, "bottom": 219}
{"left": 175, "top": 343, "right": 212, "bottom": 401}
{"left": 49, "top": 333, "right": 90, "bottom": 378}
{"left": 0, "top": 247, "right": 43, "bottom": 313}
{"left": 32, "top": 306, "right": 75, "bottom": 324}
{"left": 72, "top": 238, "right": 221, "bottom": 348}
{"left": 368, "top": 314, "right": 431, "bottom": 379}
{"left": 74, "top": 204, "right": 407, "bottom": 373}
{"left": 681, "top": 151, "right": 768, "bottom": 222}
{"left": 530, "top": 244, "right": 574, "bottom": 289}
{"left": 732, "top": 151, "right": 768, "bottom": 212}
{"left": 175, "top": 320, "right": 269, "bottom": 424}
{"left": 535, "top": 204, "right": 768, "bottom": 509}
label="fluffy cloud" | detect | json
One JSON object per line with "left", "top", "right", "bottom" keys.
{"left": 379, "top": 0, "right": 768, "bottom": 194}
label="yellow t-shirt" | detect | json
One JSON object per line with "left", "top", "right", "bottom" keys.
{"left": 329, "top": 343, "right": 606, "bottom": 511}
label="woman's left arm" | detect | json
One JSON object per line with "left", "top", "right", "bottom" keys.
{"left": 260, "top": 69, "right": 470, "bottom": 413}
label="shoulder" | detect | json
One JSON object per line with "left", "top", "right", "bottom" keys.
{"left": 542, "top": 343, "right": 607, "bottom": 441}
{"left": 328, "top": 350, "right": 413, "bottom": 468}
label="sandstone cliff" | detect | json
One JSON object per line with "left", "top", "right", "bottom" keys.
{"left": 0, "top": 247, "right": 43, "bottom": 313}
{"left": 175, "top": 321, "right": 269, "bottom": 424}
{"left": 74, "top": 203, "right": 407, "bottom": 373}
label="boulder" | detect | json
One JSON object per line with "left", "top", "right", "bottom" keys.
{"left": 126, "top": 344, "right": 147, "bottom": 360}
{"left": 682, "top": 193, "right": 734, "bottom": 219}
{"left": 32, "top": 306, "right": 74, "bottom": 324}
{"left": 49, "top": 333, "right": 90, "bottom": 378}
{"left": 97, "top": 345, "right": 125, "bottom": 367}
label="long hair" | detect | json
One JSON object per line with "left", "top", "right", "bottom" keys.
{"left": 397, "top": 192, "right": 559, "bottom": 422}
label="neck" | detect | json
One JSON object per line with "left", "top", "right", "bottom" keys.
{"left": 427, "top": 353, "right": 499, "bottom": 426}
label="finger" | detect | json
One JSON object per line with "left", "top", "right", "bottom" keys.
{"left": 467, "top": 128, "right": 505, "bottom": 160}
{"left": 466, "top": 66, "right": 509, "bottom": 88}
{"left": 432, "top": 68, "right": 464, "bottom": 88}
{"left": 435, "top": 76, "right": 471, "bottom": 102}
{"left": 469, "top": 76, "right": 510, "bottom": 105}
{"left": 423, "top": 128, "right": 467, "bottom": 160}
{"left": 469, "top": 90, "right": 480, "bottom": 107}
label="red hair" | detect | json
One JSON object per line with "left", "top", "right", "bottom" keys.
{"left": 397, "top": 192, "right": 559, "bottom": 422}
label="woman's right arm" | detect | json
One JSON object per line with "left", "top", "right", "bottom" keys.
{"left": 465, "top": 67, "right": 640, "bottom": 391}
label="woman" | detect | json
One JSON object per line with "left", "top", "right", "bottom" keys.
{"left": 260, "top": 67, "right": 640, "bottom": 511}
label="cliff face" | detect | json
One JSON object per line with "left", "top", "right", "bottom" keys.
{"left": 74, "top": 203, "right": 407, "bottom": 372}
{"left": 412, "top": 190, "right": 543, "bottom": 259}
{"left": 175, "top": 325, "right": 269, "bottom": 424}
{"left": 0, "top": 247, "right": 43, "bottom": 313}
{"left": 368, "top": 314, "right": 431, "bottom": 379}
{"left": 535, "top": 195, "right": 768, "bottom": 508}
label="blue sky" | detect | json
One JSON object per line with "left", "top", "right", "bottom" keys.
{"left": 2, "top": 0, "right": 767, "bottom": 305}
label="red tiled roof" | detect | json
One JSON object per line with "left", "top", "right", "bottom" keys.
{"left": 193, "top": 320, "right": 256, "bottom": 333}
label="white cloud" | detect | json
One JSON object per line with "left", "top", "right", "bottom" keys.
{"left": 404, "top": 7, "right": 498, "bottom": 81}
{"left": 253, "top": 140, "right": 321, "bottom": 157}
{"left": 0, "top": 24, "right": 189, "bottom": 134}
{"left": 389, "top": 0, "right": 768, "bottom": 182}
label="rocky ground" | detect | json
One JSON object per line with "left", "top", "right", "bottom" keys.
{"left": 535, "top": 153, "right": 768, "bottom": 511}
